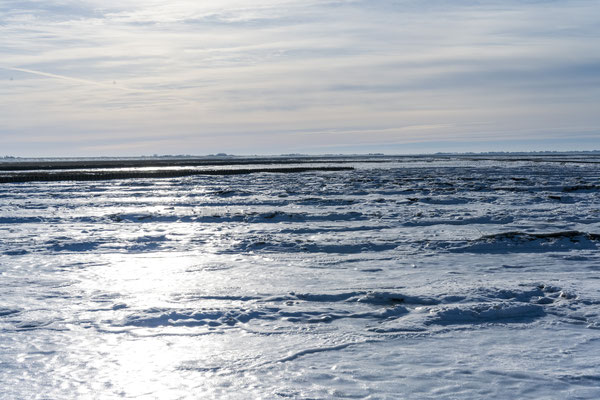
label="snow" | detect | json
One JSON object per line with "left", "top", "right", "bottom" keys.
{"left": 1, "top": 156, "right": 599, "bottom": 399}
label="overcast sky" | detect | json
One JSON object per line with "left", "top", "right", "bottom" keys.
{"left": 1, "top": 0, "right": 599, "bottom": 156}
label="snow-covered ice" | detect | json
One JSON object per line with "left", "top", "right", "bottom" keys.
{"left": 1, "top": 156, "right": 599, "bottom": 399}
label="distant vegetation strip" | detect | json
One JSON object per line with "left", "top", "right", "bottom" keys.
{"left": 0, "top": 157, "right": 382, "bottom": 171}
{"left": 0, "top": 166, "right": 354, "bottom": 183}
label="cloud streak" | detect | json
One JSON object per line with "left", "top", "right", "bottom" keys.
{"left": 0, "top": 66, "right": 142, "bottom": 91}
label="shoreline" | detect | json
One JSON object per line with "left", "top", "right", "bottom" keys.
{"left": 0, "top": 156, "right": 386, "bottom": 171}
{"left": 0, "top": 166, "right": 355, "bottom": 183}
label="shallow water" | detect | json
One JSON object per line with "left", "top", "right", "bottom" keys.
{"left": 1, "top": 156, "right": 599, "bottom": 399}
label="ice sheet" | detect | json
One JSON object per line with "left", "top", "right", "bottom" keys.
{"left": 1, "top": 156, "right": 599, "bottom": 399}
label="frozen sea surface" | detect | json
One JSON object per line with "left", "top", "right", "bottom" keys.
{"left": 1, "top": 156, "right": 600, "bottom": 399}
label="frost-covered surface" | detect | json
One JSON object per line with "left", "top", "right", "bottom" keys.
{"left": 1, "top": 156, "right": 600, "bottom": 399}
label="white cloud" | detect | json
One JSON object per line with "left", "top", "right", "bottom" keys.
{"left": 1, "top": 0, "right": 599, "bottom": 155}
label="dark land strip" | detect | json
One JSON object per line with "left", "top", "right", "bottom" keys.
{"left": 0, "top": 166, "right": 354, "bottom": 183}
{"left": 0, "top": 157, "right": 385, "bottom": 171}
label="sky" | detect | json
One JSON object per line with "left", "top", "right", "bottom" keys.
{"left": 1, "top": 0, "right": 599, "bottom": 156}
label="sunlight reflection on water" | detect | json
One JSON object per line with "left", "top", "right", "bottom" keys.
{"left": 1, "top": 158, "right": 600, "bottom": 398}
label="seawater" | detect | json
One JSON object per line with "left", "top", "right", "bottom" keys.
{"left": 1, "top": 157, "right": 599, "bottom": 399}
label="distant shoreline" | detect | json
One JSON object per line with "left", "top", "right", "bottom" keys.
{"left": 1, "top": 153, "right": 599, "bottom": 172}
{"left": 0, "top": 156, "right": 386, "bottom": 171}
{"left": 0, "top": 166, "right": 355, "bottom": 184}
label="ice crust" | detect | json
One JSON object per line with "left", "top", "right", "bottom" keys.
{"left": 111, "top": 284, "right": 575, "bottom": 331}
{"left": 1, "top": 156, "right": 600, "bottom": 399}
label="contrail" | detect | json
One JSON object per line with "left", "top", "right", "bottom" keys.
{"left": 1, "top": 66, "right": 148, "bottom": 93}
{"left": 1, "top": 65, "right": 199, "bottom": 105}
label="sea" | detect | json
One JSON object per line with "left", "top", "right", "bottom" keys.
{"left": 1, "top": 155, "right": 599, "bottom": 399}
